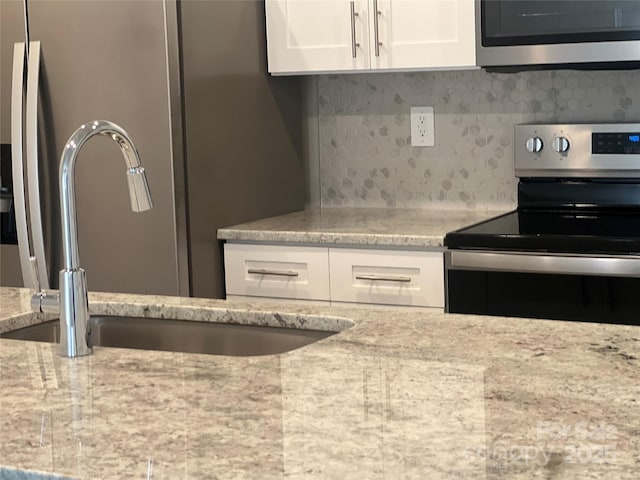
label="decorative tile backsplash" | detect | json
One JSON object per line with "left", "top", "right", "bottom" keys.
{"left": 315, "top": 69, "right": 640, "bottom": 210}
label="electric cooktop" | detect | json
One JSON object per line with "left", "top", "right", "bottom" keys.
{"left": 445, "top": 208, "right": 640, "bottom": 254}
{"left": 445, "top": 123, "right": 640, "bottom": 256}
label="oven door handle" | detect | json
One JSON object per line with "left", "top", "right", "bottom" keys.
{"left": 448, "top": 251, "right": 640, "bottom": 277}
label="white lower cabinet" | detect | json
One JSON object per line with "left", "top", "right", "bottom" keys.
{"left": 329, "top": 248, "right": 444, "bottom": 308}
{"left": 224, "top": 243, "right": 444, "bottom": 310}
{"left": 224, "top": 244, "right": 330, "bottom": 303}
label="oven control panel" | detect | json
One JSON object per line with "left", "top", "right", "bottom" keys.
{"left": 592, "top": 132, "right": 640, "bottom": 155}
{"left": 515, "top": 123, "right": 640, "bottom": 178}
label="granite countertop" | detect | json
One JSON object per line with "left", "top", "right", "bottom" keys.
{"left": 217, "top": 207, "right": 509, "bottom": 247}
{"left": 0, "top": 287, "right": 638, "bottom": 479}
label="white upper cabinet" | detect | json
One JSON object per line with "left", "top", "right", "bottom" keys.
{"left": 266, "top": 0, "right": 371, "bottom": 73}
{"left": 371, "top": 0, "right": 476, "bottom": 71}
{"left": 266, "top": 0, "right": 476, "bottom": 74}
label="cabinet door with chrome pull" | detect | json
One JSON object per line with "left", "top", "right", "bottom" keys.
{"left": 266, "top": 0, "right": 370, "bottom": 74}
{"left": 224, "top": 243, "right": 331, "bottom": 302}
{"left": 329, "top": 247, "right": 445, "bottom": 308}
{"left": 371, "top": 0, "right": 476, "bottom": 71}
{"left": 266, "top": 0, "right": 477, "bottom": 74}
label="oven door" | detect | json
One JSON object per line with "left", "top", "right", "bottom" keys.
{"left": 445, "top": 250, "right": 640, "bottom": 325}
{"left": 476, "top": 0, "right": 640, "bottom": 67}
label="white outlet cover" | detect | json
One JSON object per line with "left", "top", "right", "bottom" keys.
{"left": 410, "top": 106, "right": 435, "bottom": 147}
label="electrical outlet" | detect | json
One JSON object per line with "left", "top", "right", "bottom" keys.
{"left": 410, "top": 106, "right": 435, "bottom": 147}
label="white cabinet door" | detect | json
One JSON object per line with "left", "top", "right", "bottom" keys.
{"left": 266, "top": 0, "right": 476, "bottom": 74}
{"left": 371, "top": 0, "right": 476, "bottom": 70}
{"left": 266, "top": 0, "right": 371, "bottom": 74}
{"left": 329, "top": 248, "right": 445, "bottom": 308}
{"left": 223, "top": 242, "right": 444, "bottom": 309}
{"left": 224, "top": 244, "right": 331, "bottom": 301}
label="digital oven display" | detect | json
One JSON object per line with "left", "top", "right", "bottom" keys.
{"left": 592, "top": 132, "right": 640, "bottom": 154}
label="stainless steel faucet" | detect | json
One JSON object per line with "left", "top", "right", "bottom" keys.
{"left": 31, "top": 120, "right": 153, "bottom": 357}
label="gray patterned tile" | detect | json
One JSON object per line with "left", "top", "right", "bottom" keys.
{"left": 316, "top": 69, "right": 640, "bottom": 209}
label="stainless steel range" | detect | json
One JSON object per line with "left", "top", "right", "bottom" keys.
{"left": 445, "top": 123, "right": 640, "bottom": 325}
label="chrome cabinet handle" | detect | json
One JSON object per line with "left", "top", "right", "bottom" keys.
{"left": 248, "top": 268, "right": 299, "bottom": 277}
{"left": 355, "top": 274, "right": 411, "bottom": 283}
{"left": 373, "top": 0, "right": 381, "bottom": 57}
{"left": 350, "top": 1, "right": 360, "bottom": 58}
{"left": 11, "top": 42, "right": 35, "bottom": 289}
{"left": 25, "top": 41, "right": 49, "bottom": 289}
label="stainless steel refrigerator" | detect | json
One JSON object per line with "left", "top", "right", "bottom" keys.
{"left": 0, "top": 0, "right": 304, "bottom": 298}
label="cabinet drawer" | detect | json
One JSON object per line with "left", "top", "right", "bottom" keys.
{"left": 329, "top": 248, "right": 444, "bottom": 308}
{"left": 224, "top": 244, "right": 330, "bottom": 301}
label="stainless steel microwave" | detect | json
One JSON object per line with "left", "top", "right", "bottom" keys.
{"left": 476, "top": 0, "right": 640, "bottom": 69}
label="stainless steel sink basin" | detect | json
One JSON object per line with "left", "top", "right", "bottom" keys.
{"left": 0, "top": 315, "right": 339, "bottom": 356}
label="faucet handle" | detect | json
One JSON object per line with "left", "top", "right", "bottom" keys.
{"left": 29, "top": 256, "right": 60, "bottom": 314}
{"left": 29, "top": 256, "right": 41, "bottom": 292}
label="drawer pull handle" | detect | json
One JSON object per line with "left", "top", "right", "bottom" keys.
{"left": 355, "top": 274, "right": 411, "bottom": 283}
{"left": 248, "top": 268, "right": 299, "bottom": 277}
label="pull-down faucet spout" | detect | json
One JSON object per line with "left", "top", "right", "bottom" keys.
{"left": 56, "top": 120, "right": 153, "bottom": 357}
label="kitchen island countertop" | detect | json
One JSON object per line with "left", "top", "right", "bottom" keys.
{"left": 0, "top": 287, "right": 638, "bottom": 479}
{"left": 217, "top": 207, "right": 509, "bottom": 247}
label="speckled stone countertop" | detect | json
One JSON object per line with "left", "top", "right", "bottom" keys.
{"left": 1, "top": 287, "right": 638, "bottom": 479}
{"left": 217, "top": 207, "right": 509, "bottom": 247}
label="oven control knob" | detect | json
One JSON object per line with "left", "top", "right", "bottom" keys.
{"left": 525, "top": 137, "right": 543, "bottom": 153}
{"left": 553, "top": 136, "right": 570, "bottom": 153}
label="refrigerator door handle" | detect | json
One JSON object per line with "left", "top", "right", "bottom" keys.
{"left": 10, "top": 42, "right": 35, "bottom": 289}
{"left": 25, "top": 40, "right": 49, "bottom": 289}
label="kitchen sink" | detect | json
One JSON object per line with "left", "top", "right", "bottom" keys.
{"left": 0, "top": 315, "right": 340, "bottom": 356}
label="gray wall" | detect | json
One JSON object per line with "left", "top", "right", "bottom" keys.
{"left": 181, "top": 0, "right": 305, "bottom": 298}
{"left": 306, "top": 68, "right": 640, "bottom": 211}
